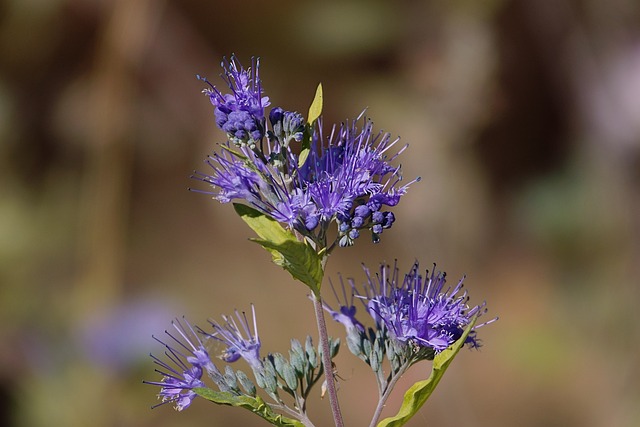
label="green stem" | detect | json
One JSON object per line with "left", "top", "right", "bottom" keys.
{"left": 311, "top": 292, "right": 344, "bottom": 427}
{"left": 270, "top": 401, "right": 315, "bottom": 427}
{"left": 369, "top": 362, "right": 411, "bottom": 427}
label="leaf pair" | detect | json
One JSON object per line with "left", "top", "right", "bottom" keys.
{"left": 232, "top": 84, "right": 325, "bottom": 294}
{"left": 233, "top": 204, "right": 324, "bottom": 295}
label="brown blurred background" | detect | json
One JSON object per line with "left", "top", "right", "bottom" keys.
{"left": 1, "top": 0, "right": 639, "bottom": 426}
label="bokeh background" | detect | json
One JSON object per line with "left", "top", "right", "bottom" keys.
{"left": 1, "top": 0, "right": 639, "bottom": 426}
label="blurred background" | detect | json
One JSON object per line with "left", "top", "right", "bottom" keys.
{"left": 1, "top": 0, "right": 639, "bottom": 426}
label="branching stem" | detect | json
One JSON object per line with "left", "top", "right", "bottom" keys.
{"left": 369, "top": 362, "right": 411, "bottom": 427}
{"left": 311, "top": 293, "right": 344, "bottom": 427}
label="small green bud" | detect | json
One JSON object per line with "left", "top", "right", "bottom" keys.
{"left": 236, "top": 370, "right": 257, "bottom": 397}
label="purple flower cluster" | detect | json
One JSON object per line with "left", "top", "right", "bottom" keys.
{"left": 145, "top": 307, "right": 263, "bottom": 410}
{"left": 144, "top": 319, "right": 212, "bottom": 411}
{"left": 200, "top": 57, "right": 269, "bottom": 146}
{"left": 146, "top": 55, "right": 494, "bottom": 424}
{"left": 325, "top": 261, "right": 495, "bottom": 353}
{"left": 269, "top": 107, "right": 305, "bottom": 146}
{"left": 203, "top": 305, "right": 262, "bottom": 371}
{"left": 194, "top": 57, "right": 418, "bottom": 249}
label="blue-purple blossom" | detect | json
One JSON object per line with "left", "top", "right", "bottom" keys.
{"left": 326, "top": 262, "right": 495, "bottom": 353}
{"left": 204, "top": 305, "right": 263, "bottom": 371}
{"left": 193, "top": 57, "right": 418, "bottom": 251}
{"left": 145, "top": 319, "right": 217, "bottom": 411}
{"left": 371, "top": 263, "right": 491, "bottom": 351}
{"left": 323, "top": 275, "right": 365, "bottom": 334}
{"left": 200, "top": 56, "right": 270, "bottom": 145}
{"left": 269, "top": 107, "right": 305, "bottom": 146}
{"left": 194, "top": 117, "right": 418, "bottom": 249}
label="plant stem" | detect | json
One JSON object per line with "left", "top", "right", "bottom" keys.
{"left": 311, "top": 293, "right": 345, "bottom": 427}
{"left": 368, "top": 363, "right": 411, "bottom": 427}
{"left": 271, "top": 402, "right": 315, "bottom": 427}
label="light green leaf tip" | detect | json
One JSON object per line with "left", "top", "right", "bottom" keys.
{"left": 233, "top": 203, "right": 323, "bottom": 295}
{"left": 307, "top": 83, "right": 323, "bottom": 125}
{"left": 297, "top": 147, "right": 310, "bottom": 169}
{"left": 194, "top": 388, "right": 304, "bottom": 427}
{"left": 298, "top": 83, "right": 323, "bottom": 168}
{"left": 376, "top": 315, "right": 479, "bottom": 427}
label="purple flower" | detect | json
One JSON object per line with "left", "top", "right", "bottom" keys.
{"left": 301, "top": 116, "right": 419, "bottom": 247}
{"left": 368, "top": 262, "right": 494, "bottom": 352}
{"left": 194, "top": 57, "right": 418, "bottom": 250}
{"left": 145, "top": 319, "right": 217, "bottom": 411}
{"left": 326, "top": 262, "right": 495, "bottom": 353}
{"left": 200, "top": 56, "right": 270, "bottom": 145}
{"left": 204, "top": 305, "right": 263, "bottom": 371}
{"left": 196, "top": 148, "right": 264, "bottom": 204}
{"left": 194, "top": 113, "right": 418, "bottom": 250}
{"left": 269, "top": 107, "right": 305, "bottom": 146}
{"left": 323, "top": 275, "right": 365, "bottom": 334}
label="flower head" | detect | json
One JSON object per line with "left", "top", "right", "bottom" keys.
{"left": 194, "top": 57, "right": 418, "bottom": 251}
{"left": 193, "top": 107, "right": 418, "bottom": 250}
{"left": 145, "top": 319, "right": 215, "bottom": 411}
{"left": 298, "top": 115, "right": 418, "bottom": 247}
{"left": 326, "top": 261, "right": 495, "bottom": 354}
{"left": 200, "top": 56, "right": 270, "bottom": 146}
{"left": 269, "top": 107, "right": 305, "bottom": 147}
{"left": 368, "top": 262, "right": 494, "bottom": 352}
{"left": 204, "top": 305, "right": 263, "bottom": 371}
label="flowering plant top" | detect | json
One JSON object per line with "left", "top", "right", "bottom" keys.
{"left": 194, "top": 56, "right": 419, "bottom": 253}
{"left": 146, "top": 56, "right": 495, "bottom": 427}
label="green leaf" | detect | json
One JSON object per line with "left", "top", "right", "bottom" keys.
{"left": 194, "top": 388, "right": 304, "bottom": 427}
{"left": 233, "top": 203, "right": 323, "bottom": 295}
{"left": 307, "top": 83, "right": 323, "bottom": 125}
{"left": 297, "top": 146, "right": 311, "bottom": 169}
{"left": 376, "top": 316, "right": 479, "bottom": 427}
{"left": 298, "top": 83, "right": 323, "bottom": 168}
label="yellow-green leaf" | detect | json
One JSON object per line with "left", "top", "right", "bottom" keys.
{"left": 194, "top": 388, "right": 304, "bottom": 427}
{"left": 297, "top": 147, "right": 310, "bottom": 169}
{"left": 233, "top": 203, "right": 323, "bottom": 295}
{"left": 307, "top": 83, "right": 323, "bottom": 125}
{"left": 298, "top": 83, "right": 323, "bottom": 168}
{"left": 376, "top": 316, "right": 479, "bottom": 427}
